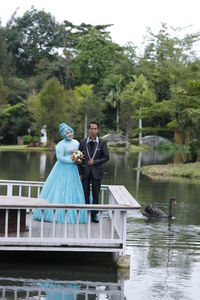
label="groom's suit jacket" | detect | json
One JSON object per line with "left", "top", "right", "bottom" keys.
{"left": 79, "top": 137, "right": 109, "bottom": 180}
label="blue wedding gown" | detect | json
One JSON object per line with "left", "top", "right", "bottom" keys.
{"left": 33, "top": 139, "right": 88, "bottom": 224}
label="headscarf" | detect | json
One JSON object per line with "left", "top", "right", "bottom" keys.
{"left": 59, "top": 123, "right": 74, "bottom": 141}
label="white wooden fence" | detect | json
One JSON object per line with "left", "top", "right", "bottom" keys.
{"left": 0, "top": 180, "right": 141, "bottom": 255}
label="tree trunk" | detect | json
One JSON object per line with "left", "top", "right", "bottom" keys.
{"left": 136, "top": 152, "right": 142, "bottom": 198}
{"left": 65, "top": 52, "right": 70, "bottom": 77}
{"left": 84, "top": 113, "right": 88, "bottom": 138}
{"left": 179, "top": 133, "right": 186, "bottom": 163}
{"left": 139, "top": 118, "right": 143, "bottom": 144}
{"left": 116, "top": 106, "right": 119, "bottom": 133}
{"left": 125, "top": 129, "right": 129, "bottom": 150}
{"left": 48, "top": 137, "right": 55, "bottom": 150}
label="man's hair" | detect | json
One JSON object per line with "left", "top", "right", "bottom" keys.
{"left": 88, "top": 121, "right": 99, "bottom": 129}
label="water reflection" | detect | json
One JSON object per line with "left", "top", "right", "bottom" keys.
{"left": 40, "top": 153, "right": 47, "bottom": 178}
{"left": 140, "top": 150, "right": 174, "bottom": 165}
{"left": 0, "top": 261, "right": 126, "bottom": 300}
{"left": 0, "top": 279, "right": 123, "bottom": 299}
{"left": 1, "top": 150, "right": 200, "bottom": 299}
{"left": 126, "top": 219, "right": 200, "bottom": 300}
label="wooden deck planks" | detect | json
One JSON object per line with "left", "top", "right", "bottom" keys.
{"left": 108, "top": 185, "right": 141, "bottom": 208}
{"left": 0, "top": 183, "right": 142, "bottom": 253}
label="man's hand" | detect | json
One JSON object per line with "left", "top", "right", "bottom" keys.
{"left": 88, "top": 159, "right": 94, "bottom": 166}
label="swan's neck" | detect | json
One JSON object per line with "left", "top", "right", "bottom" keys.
{"left": 168, "top": 199, "right": 173, "bottom": 218}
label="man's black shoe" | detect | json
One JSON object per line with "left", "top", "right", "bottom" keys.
{"left": 91, "top": 215, "right": 99, "bottom": 223}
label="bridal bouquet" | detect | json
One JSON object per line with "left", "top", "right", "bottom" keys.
{"left": 72, "top": 150, "right": 84, "bottom": 164}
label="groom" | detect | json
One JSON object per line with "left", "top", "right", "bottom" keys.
{"left": 79, "top": 121, "right": 109, "bottom": 223}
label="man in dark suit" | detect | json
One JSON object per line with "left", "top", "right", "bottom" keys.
{"left": 79, "top": 121, "right": 109, "bottom": 223}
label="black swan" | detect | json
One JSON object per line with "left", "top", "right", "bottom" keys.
{"left": 142, "top": 197, "right": 176, "bottom": 219}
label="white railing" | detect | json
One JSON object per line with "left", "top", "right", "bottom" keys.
{"left": 0, "top": 179, "right": 108, "bottom": 203}
{"left": 0, "top": 180, "right": 136, "bottom": 254}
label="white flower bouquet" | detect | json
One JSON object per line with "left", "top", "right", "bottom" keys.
{"left": 72, "top": 150, "right": 84, "bottom": 164}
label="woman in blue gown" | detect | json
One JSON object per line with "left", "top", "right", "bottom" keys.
{"left": 33, "top": 123, "right": 88, "bottom": 224}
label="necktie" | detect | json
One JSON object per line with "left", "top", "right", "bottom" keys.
{"left": 89, "top": 141, "right": 95, "bottom": 157}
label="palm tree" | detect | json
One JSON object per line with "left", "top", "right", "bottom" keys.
{"left": 104, "top": 74, "right": 124, "bottom": 133}
{"left": 131, "top": 74, "right": 155, "bottom": 144}
{"left": 75, "top": 84, "right": 93, "bottom": 137}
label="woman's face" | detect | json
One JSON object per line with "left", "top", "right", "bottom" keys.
{"left": 65, "top": 130, "right": 73, "bottom": 140}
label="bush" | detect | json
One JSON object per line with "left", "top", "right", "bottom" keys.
{"left": 157, "top": 141, "right": 179, "bottom": 151}
{"left": 23, "top": 135, "right": 32, "bottom": 145}
{"left": 23, "top": 135, "right": 39, "bottom": 145}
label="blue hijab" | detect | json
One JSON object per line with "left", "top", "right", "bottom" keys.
{"left": 59, "top": 123, "right": 74, "bottom": 141}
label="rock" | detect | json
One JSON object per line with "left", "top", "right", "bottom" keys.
{"left": 141, "top": 135, "right": 171, "bottom": 148}
{"left": 101, "top": 133, "right": 129, "bottom": 147}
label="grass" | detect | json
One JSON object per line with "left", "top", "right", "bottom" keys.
{"left": 0, "top": 144, "right": 150, "bottom": 153}
{"left": 0, "top": 145, "right": 52, "bottom": 151}
{"left": 140, "top": 162, "right": 200, "bottom": 180}
{"left": 108, "top": 144, "right": 151, "bottom": 153}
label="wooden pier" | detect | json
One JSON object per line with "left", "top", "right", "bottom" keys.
{"left": 0, "top": 180, "right": 140, "bottom": 257}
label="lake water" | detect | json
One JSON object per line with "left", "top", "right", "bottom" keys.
{"left": 0, "top": 150, "right": 200, "bottom": 300}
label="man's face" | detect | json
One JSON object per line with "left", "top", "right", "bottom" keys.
{"left": 88, "top": 124, "right": 99, "bottom": 138}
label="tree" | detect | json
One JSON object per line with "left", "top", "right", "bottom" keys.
{"left": 120, "top": 82, "right": 137, "bottom": 148}
{"left": 0, "top": 26, "right": 11, "bottom": 79}
{"left": 0, "top": 76, "right": 8, "bottom": 105}
{"left": 131, "top": 74, "right": 156, "bottom": 144}
{"left": 0, "top": 102, "right": 31, "bottom": 144}
{"left": 5, "top": 7, "right": 60, "bottom": 77}
{"left": 104, "top": 74, "right": 124, "bottom": 132}
{"left": 167, "top": 80, "right": 200, "bottom": 162}
{"left": 138, "top": 23, "right": 200, "bottom": 102}
{"left": 27, "top": 94, "right": 43, "bottom": 135}
{"left": 65, "top": 87, "right": 104, "bottom": 139}
{"left": 29, "top": 77, "right": 66, "bottom": 146}
{"left": 75, "top": 84, "right": 93, "bottom": 137}
{"left": 71, "top": 28, "right": 123, "bottom": 87}
{"left": 6, "top": 77, "right": 30, "bottom": 105}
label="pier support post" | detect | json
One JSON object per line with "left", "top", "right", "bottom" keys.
{"left": 117, "top": 254, "right": 130, "bottom": 269}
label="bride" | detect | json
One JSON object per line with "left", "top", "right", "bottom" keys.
{"left": 33, "top": 123, "right": 88, "bottom": 224}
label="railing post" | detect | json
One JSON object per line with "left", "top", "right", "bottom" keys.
{"left": 111, "top": 210, "right": 114, "bottom": 239}
{"left": 19, "top": 185, "right": 22, "bottom": 196}
{"left": 101, "top": 189, "right": 105, "bottom": 204}
{"left": 52, "top": 209, "right": 56, "bottom": 237}
{"left": 37, "top": 187, "right": 40, "bottom": 198}
{"left": 122, "top": 211, "right": 127, "bottom": 255}
{"left": 41, "top": 209, "right": 44, "bottom": 238}
{"left": 29, "top": 209, "right": 33, "bottom": 238}
{"left": 5, "top": 209, "right": 8, "bottom": 237}
{"left": 87, "top": 211, "right": 91, "bottom": 239}
{"left": 7, "top": 184, "right": 13, "bottom": 196}
{"left": 17, "top": 209, "right": 20, "bottom": 238}
{"left": 76, "top": 210, "right": 79, "bottom": 238}
{"left": 64, "top": 209, "right": 68, "bottom": 238}
{"left": 99, "top": 211, "right": 103, "bottom": 239}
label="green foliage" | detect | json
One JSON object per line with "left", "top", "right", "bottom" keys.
{"left": 28, "top": 77, "right": 66, "bottom": 143}
{"left": 23, "top": 135, "right": 32, "bottom": 145}
{"left": 39, "top": 77, "right": 66, "bottom": 142}
{"left": 0, "top": 102, "right": 31, "bottom": 144}
{"left": 1, "top": 11, "right": 200, "bottom": 146}
{"left": 5, "top": 7, "right": 60, "bottom": 77}
{"left": 22, "top": 135, "right": 39, "bottom": 144}
{"left": 157, "top": 141, "right": 180, "bottom": 151}
{"left": 0, "top": 27, "right": 11, "bottom": 79}
{"left": 0, "top": 76, "right": 8, "bottom": 105}
{"left": 71, "top": 28, "right": 123, "bottom": 86}
{"left": 6, "top": 77, "right": 30, "bottom": 104}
